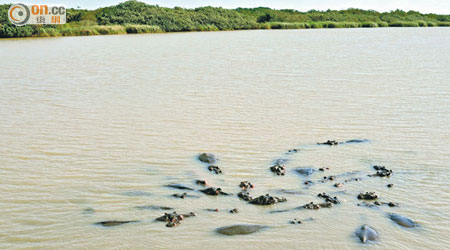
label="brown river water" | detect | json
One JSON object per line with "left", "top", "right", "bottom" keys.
{"left": 0, "top": 28, "right": 449, "bottom": 249}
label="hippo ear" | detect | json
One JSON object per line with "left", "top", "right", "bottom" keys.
{"left": 362, "top": 236, "right": 367, "bottom": 243}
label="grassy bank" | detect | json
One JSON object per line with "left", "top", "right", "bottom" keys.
{"left": 1, "top": 0, "right": 450, "bottom": 38}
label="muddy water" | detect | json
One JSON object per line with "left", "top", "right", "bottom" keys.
{"left": 0, "top": 28, "right": 449, "bottom": 249}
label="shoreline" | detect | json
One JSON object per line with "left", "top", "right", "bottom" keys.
{"left": 1, "top": 23, "right": 449, "bottom": 40}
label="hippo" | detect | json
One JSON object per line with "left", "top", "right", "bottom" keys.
{"left": 318, "top": 167, "right": 329, "bottom": 171}
{"left": 317, "top": 192, "right": 340, "bottom": 204}
{"left": 290, "top": 217, "right": 313, "bottom": 224}
{"left": 155, "top": 212, "right": 196, "bottom": 227}
{"left": 166, "top": 183, "right": 195, "bottom": 190}
{"left": 355, "top": 225, "right": 379, "bottom": 243}
{"left": 216, "top": 224, "right": 267, "bottom": 236}
{"left": 229, "top": 208, "right": 239, "bottom": 213}
{"left": 387, "top": 183, "right": 394, "bottom": 188}
{"left": 135, "top": 205, "right": 173, "bottom": 210}
{"left": 82, "top": 207, "right": 95, "bottom": 214}
{"left": 249, "top": 194, "right": 287, "bottom": 205}
{"left": 358, "top": 201, "right": 398, "bottom": 208}
{"left": 208, "top": 165, "right": 223, "bottom": 174}
{"left": 345, "top": 177, "right": 362, "bottom": 182}
{"left": 275, "top": 189, "right": 303, "bottom": 195}
{"left": 358, "top": 192, "right": 379, "bottom": 200}
{"left": 239, "top": 181, "right": 255, "bottom": 190}
{"left": 345, "top": 139, "right": 370, "bottom": 144}
{"left": 286, "top": 149, "right": 299, "bottom": 155}
{"left": 172, "top": 193, "right": 199, "bottom": 199}
{"left": 95, "top": 220, "right": 140, "bottom": 227}
{"left": 317, "top": 140, "right": 339, "bottom": 146}
{"left": 300, "top": 202, "right": 333, "bottom": 210}
{"left": 369, "top": 165, "right": 393, "bottom": 177}
{"left": 200, "top": 187, "right": 231, "bottom": 196}
{"left": 334, "top": 183, "right": 343, "bottom": 188}
{"left": 321, "top": 175, "right": 336, "bottom": 182}
{"left": 294, "top": 167, "right": 315, "bottom": 176}
{"left": 290, "top": 219, "right": 303, "bottom": 224}
{"left": 237, "top": 191, "right": 253, "bottom": 201}
{"left": 270, "top": 164, "right": 286, "bottom": 176}
{"left": 389, "top": 213, "right": 418, "bottom": 228}
{"left": 121, "top": 191, "right": 152, "bottom": 197}
{"left": 195, "top": 180, "right": 208, "bottom": 186}
{"left": 198, "top": 153, "right": 217, "bottom": 164}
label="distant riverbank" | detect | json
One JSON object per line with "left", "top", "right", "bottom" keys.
{"left": 1, "top": 0, "right": 450, "bottom": 38}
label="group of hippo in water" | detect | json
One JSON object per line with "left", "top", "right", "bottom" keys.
{"left": 93, "top": 139, "right": 419, "bottom": 243}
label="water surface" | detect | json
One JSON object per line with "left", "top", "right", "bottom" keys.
{"left": 0, "top": 28, "right": 449, "bottom": 249}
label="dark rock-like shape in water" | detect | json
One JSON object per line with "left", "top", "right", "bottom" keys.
{"left": 389, "top": 213, "right": 418, "bottom": 228}
{"left": 270, "top": 164, "right": 286, "bottom": 176}
{"left": 355, "top": 225, "right": 379, "bottom": 243}
{"left": 166, "top": 183, "right": 195, "bottom": 190}
{"left": 216, "top": 224, "right": 267, "bottom": 236}
{"left": 249, "top": 194, "right": 287, "bottom": 205}
{"left": 317, "top": 140, "right": 339, "bottom": 146}
{"left": 155, "top": 212, "right": 196, "bottom": 227}
{"left": 200, "top": 187, "right": 230, "bottom": 196}
{"left": 95, "top": 220, "right": 140, "bottom": 227}
{"left": 358, "top": 192, "right": 379, "bottom": 200}
{"left": 208, "top": 165, "right": 223, "bottom": 174}
{"left": 294, "top": 167, "right": 315, "bottom": 176}
{"left": 198, "top": 153, "right": 217, "bottom": 164}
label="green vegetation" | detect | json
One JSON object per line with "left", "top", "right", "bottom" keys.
{"left": 1, "top": 0, "right": 449, "bottom": 38}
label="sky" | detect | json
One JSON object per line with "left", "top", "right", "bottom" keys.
{"left": 2, "top": 0, "right": 450, "bottom": 14}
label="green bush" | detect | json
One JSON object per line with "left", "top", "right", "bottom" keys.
{"left": 376, "top": 21, "right": 389, "bottom": 27}
{"left": 389, "top": 21, "right": 419, "bottom": 27}
{"left": 0, "top": 23, "right": 34, "bottom": 38}
{"left": 125, "top": 24, "right": 162, "bottom": 33}
{"left": 361, "top": 22, "right": 378, "bottom": 28}
{"left": 310, "top": 22, "right": 323, "bottom": 28}
{"left": 269, "top": 22, "right": 309, "bottom": 29}
{"left": 417, "top": 20, "right": 427, "bottom": 27}
{"left": 438, "top": 22, "right": 450, "bottom": 26}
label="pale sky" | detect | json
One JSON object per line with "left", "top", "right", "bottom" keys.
{"left": 2, "top": 0, "right": 450, "bottom": 14}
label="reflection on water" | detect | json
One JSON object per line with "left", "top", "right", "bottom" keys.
{"left": 0, "top": 28, "right": 450, "bottom": 249}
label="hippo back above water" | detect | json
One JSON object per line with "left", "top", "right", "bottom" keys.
{"left": 389, "top": 213, "right": 418, "bottom": 228}
{"left": 216, "top": 224, "right": 267, "bottom": 236}
{"left": 355, "top": 225, "right": 379, "bottom": 243}
{"left": 198, "top": 153, "right": 217, "bottom": 164}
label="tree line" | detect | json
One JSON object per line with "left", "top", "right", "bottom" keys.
{"left": 1, "top": 0, "right": 449, "bottom": 38}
